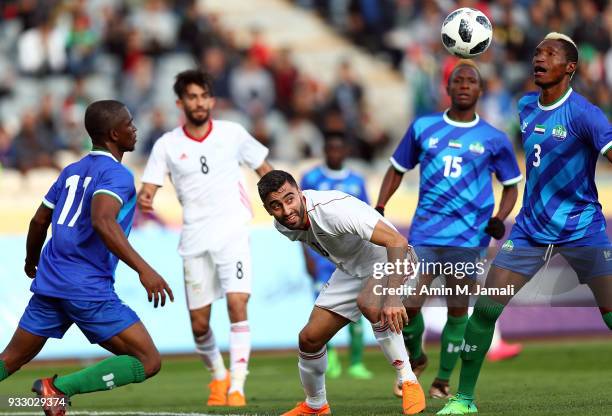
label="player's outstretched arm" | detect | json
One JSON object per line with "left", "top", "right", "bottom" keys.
{"left": 370, "top": 220, "right": 410, "bottom": 333}
{"left": 255, "top": 160, "right": 273, "bottom": 177}
{"left": 375, "top": 166, "right": 404, "bottom": 216}
{"left": 24, "top": 204, "right": 53, "bottom": 278}
{"left": 92, "top": 193, "right": 174, "bottom": 307}
{"left": 137, "top": 183, "right": 160, "bottom": 213}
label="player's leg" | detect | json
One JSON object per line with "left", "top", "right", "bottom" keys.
{"left": 588, "top": 275, "right": 612, "bottom": 329}
{"left": 48, "top": 299, "right": 154, "bottom": 398}
{"left": 0, "top": 328, "right": 48, "bottom": 381}
{"left": 217, "top": 232, "right": 252, "bottom": 406}
{"left": 346, "top": 318, "right": 373, "bottom": 379}
{"left": 359, "top": 277, "right": 426, "bottom": 415}
{"left": 281, "top": 306, "right": 348, "bottom": 416}
{"left": 184, "top": 253, "right": 229, "bottom": 405}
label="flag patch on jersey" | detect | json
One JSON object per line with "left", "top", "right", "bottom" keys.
{"left": 469, "top": 142, "right": 485, "bottom": 155}
{"left": 534, "top": 124, "right": 546, "bottom": 134}
{"left": 552, "top": 124, "right": 567, "bottom": 140}
{"left": 448, "top": 140, "right": 462, "bottom": 149}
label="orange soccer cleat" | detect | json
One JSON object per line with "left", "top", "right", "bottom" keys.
{"left": 402, "top": 380, "right": 426, "bottom": 415}
{"left": 227, "top": 390, "right": 246, "bottom": 407}
{"left": 281, "top": 401, "right": 332, "bottom": 415}
{"left": 206, "top": 372, "right": 230, "bottom": 406}
{"left": 31, "top": 375, "right": 70, "bottom": 416}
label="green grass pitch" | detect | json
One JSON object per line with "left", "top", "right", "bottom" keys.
{"left": 0, "top": 339, "right": 610, "bottom": 415}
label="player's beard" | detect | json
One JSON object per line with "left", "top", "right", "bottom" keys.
{"left": 185, "top": 107, "right": 210, "bottom": 126}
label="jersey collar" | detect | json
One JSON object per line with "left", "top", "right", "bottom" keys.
{"left": 443, "top": 110, "right": 480, "bottom": 128}
{"left": 90, "top": 150, "right": 118, "bottom": 162}
{"left": 537, "top": 87, "right": 573, "bottom": 111}
{"left": 182, "top": 120, "right": 213, "bottom": 142}
{"left": 320, "top": 166, "right": 350, "bottom": 180}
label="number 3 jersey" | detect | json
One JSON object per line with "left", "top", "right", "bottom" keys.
{"left": 515, "top": 89, "right": 612, "bottom": 244}
{"left": 391, "top": 111, "right": 522, "bottom": 247}
{"left": 33, "top": 151, "right": 136, "bottom": 300}
{"left": 141, "top": 120, "right": 268, "bottom": 256}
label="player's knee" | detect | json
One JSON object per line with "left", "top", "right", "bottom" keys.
{"left": 357, "top": 305, "right": 380, "bottom": 324}
{"left": 141, "top": 351, "right": 162, "bottom": 378}
{"left": 191, "top": 318, "right": 210, "bottom": 338}
{"left": 298, "top": 328, "right": 325, "bottom": 353}
{"left": 448, "top": 307, "right": 468, "bottom": 318}
{"left": 227, "top": 298, "right": 248, "bottom": 322}
{"left": 0, "top": 351, "right": 28, "bottom": 373}
{"left": 406, "top": 307, "right": 421, "bottom": 319}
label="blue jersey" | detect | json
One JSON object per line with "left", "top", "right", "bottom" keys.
{"left": 300, "top": 166, "right": 369, "bottom": 281}
{"left": 515, "top": 89, "right": 612, "bottom": 244}
{"left": 32, "top": 151, "right": 137, "bottom": 301}
{"left": 391, "top": 111, "right": 522, "bottom": 247}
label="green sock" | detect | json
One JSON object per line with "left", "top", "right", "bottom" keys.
{"left": 437, "top": 314, "right": 468, "bottom": 381}
{"left": 402, "top": 311, "right": 424, "bottom": 360}
{"left": 457, "top": 296, "right": 505, "bottom": 398}
{"left": 603, "top": 312, "right": 612, "bottom": 330}
{"left": 349, "top": 319, "right": 364, "bottom": 365}
{"left": 0, "top": 360, "right": 8, "bottom": 382}
{"left": 54, "top": 355, "right": 146, "bottom": 397}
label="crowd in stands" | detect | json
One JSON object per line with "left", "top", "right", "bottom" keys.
{"left": 1, "top": 0, "right": 611, "bottom": 176}
{"left": 297, "top": 0, "right": 612, "bottom": 142}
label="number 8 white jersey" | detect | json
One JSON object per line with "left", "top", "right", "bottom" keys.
{"left": 142, "top": 120, "right": 268, "bottom": 256}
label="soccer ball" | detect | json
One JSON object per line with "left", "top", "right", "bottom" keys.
{"left": 441, "top": 8, "right": 492, "bottom": 58}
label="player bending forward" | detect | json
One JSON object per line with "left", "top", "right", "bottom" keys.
{"left": 0, "top": 100, "right": 173, "bottom": 416}
{"left": 258, "top": 170, "right": 426, "bottom": 415}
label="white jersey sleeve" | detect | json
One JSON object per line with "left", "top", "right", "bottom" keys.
{"left": 315, "top": 194, "right": 382, "bottom": 241}
{"left": 236, "top": 124, "right": 268, "bottom": 170}
{"left": 141, "top": 135, "right": 169, "bottom": 186}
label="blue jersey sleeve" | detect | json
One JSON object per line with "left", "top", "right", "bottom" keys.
{"left": 42, "top": 171, "right": 65, "bottom": 210}
{"left": 300, "top": 171, "right": 314, "bottom": 191}
{"left": 578, "top": 105, "right": 612, "bottom": 155}
{"left": 92, "top": 166, "right": 135, "bottom": 206}
{"left": 390, "top": 123, "right": 420, "bottom": 172}
{"left": 491, "top": 135, "right": 522, "bottom": 186}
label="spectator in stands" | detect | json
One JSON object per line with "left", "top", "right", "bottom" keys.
{"left": 17, "top": 17, "right": 68, "bottom": 76}
{"left": 140, "top": 108, "right": 167, "bottom": 158}
{"left": 229, "top": 53, "right": 275, "bottom": 118}
{"left": 201, "top": 46, "right": 234, "bottom": 109}
{"left": 11, "top": 112, "right": 61, "bottom": 175}
{"left": 271, "top": 48, "right": 299, "bottom": 116}
{"left": 330, "top": 60, "right": 364, "bottom": 133}
{"left": 131, "top": 0, "right": 178, "bottom": 56}
{"left": 66, "top": 0, "right": 98, "bottom": 76}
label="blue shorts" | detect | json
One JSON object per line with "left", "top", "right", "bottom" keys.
{"left": 414, "top": 246, "right": 485, "bottom": 279}
{"left": 493, "top": 226, "right": 612, "bottom": 282}
{"left": 19, "top": 294, "right": 140, "bottom": 344}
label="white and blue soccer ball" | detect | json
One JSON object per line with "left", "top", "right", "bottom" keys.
{"left": 441, "top": 8, "right": 493, "bottom": 58}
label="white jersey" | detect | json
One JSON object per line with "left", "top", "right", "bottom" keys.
{"left": 142, "top": 120, "right": 268, "bottom": 256}
{"left": 275, "top": 189, "right": 392, "bottom": 278}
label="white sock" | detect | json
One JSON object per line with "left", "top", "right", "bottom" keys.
{"left": 490, "top": 322, "right": 502, "bottom": 349}
{"left": 195, "top": 330, "right": 227, "bottom": 380}
{"left": 298, "top": 346, "right": 328, "bottom": 409}
{"left": 372, "top": 321, "right": 417, "bottom": 383}
{"left": 229, "top": 321, "right": 251, "bottom": 394}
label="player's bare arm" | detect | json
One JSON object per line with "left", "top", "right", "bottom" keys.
{"left": 375, "top": 166, "right": 404, "bottom": 215}
{"left": 369, "top": 220, "right": 410, "bottom": 333}
{"left": 24, "top": 204, "right": 53, "bottom": 278}
{"left": 486, "top": 185, "right": 518, "bottom": 240}
{"left": 607, "top": 149, "right": 612, "bottom": 164}
{"left": 137, "top": 183, "right": 161, "bottom": 213}
{"left": 92, "top": 193, "right": 173, "bottom": 307}
{"left": 255, "top": 160, "right": 273, "bottom": 177}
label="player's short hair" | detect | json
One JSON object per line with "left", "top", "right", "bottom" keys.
{"left": 544, "top": 32, "right": 579, "bottom": 64}
{"left": 448, "top": 59, "right": 483, "bottom": 87}
{"left": 257, "top": 170, "right": 298, "bottom": 202}
{"left": 173, "top": 69, "right": 214, "bottom": 99}
{"left": 84, "top": 100, "right": 127, "bottom": 144}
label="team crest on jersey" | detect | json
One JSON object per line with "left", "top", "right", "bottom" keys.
{"left": 552, "top": 124, "right": 567, "bottom": 141}
{"left": 501, "top": 240, "right": 514, "bottom": 252}
{"left": 428, "top": 137, "right": 439, "bottom": 148}
{"left": 534, "top": 124, "right": 546, "bottom": 134}
{"left": 469, "top": 142, "right": 485, "bottom": 155}
{"left": 448, "top": 139, "right": 462, "bottom": 149}
{"left": 604, "top": 250, "right": 612, "bottom": 261}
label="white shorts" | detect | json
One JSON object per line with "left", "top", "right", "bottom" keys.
{"left": 182, "top": 232, "right": 252, "bottom": 310}
{"left": 315, "top": 268, "right": 366, "bottom": 322}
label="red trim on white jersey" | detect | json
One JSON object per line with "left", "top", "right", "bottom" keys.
{"left": 238, "top": 182, "right": 253, "bottom": 216}
{"left": 182, "top": 120, "right": 213, "bottom": 142}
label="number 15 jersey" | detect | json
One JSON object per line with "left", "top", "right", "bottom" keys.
{"left": 142, "top": 120, "right": 268, "bottom": 256}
